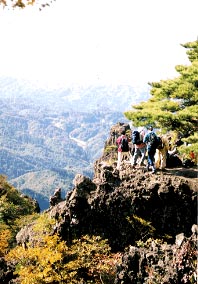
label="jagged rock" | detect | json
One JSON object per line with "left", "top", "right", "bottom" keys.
{"left": 100, "top": 122, "right": 132, "bottom": 163}
{"left": 31, "top": 166, "right": 196, "bottom": 253}
{"left": 115, "top": 235, "right": 197, "bottom": 284}
{"left": 16, "top": 149, "right": 197, "bottom": 252}
{"left": 175, "top": 233, "right": 185, "bottom": 247}
{"left": 16, "top": 223, "right": 36, "bottom": 248}
{"left": 106, "top": 122, "right": 131, "bottom": 147}
{"left": 49, "top": 187, "right": 63, "bottom": 207}
{"left": 0, "top": 257, "right": 14, "bottom": 284}
{"left": 72, "top": 174, "right": 96, "bottom": 197}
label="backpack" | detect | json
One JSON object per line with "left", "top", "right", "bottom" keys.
{"left": 156, "top": 136, "right": 164, "bottom": 149}
{"left": 148, "top": 132, "right": 158, "bottom": 148}
{"left": 120, "top": 136, "right": 129, "bottom": 152}
{"left": 149, "top": 133, "right": 164, "bottom": 149}
{"left": 132, "top": 130, "right": 142, "bottom": 145}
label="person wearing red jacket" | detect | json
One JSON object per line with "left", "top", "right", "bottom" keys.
{"left": 116, "top": 130, "right": 133, "bottom": 170}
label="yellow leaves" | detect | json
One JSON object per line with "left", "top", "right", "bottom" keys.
{"left": 6, "top": 234, "right": 69, "bottom": 284}
{"left": 126, "top": 215, "right": 156, "bottom": 241}
{"left": 0, "top": 228, "right": 11, "bottom": 257}
{"left": 6, "top": 233, "right": 120, "bottom": 284}
{"left": 6, "top": 245, "right": 31, "bottom": 263}
{"left": 32, "top": 213, "right": 56, "bottom": 237}
{"left": 63, "top": 235, "right": 119, "bottom": 283}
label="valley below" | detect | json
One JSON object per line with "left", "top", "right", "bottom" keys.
{"left": 0, "top": 77, "right": 149, "bottom": 210}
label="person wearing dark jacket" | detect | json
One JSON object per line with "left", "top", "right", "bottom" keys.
{"left": 132, "top": 128, "right": 146, "bottom": 167}
{"left": 143, "top": 126, "right": 157, "bottom": 173}
{"left": 116, "top": 130, "right": 132, "bottom": 170}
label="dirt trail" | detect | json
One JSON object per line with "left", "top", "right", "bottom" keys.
{"left": 160, "top": 166, "right": 198, "bottom": 180}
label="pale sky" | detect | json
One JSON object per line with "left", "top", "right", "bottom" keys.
{"left": 0, "top": 0, "right": 197, "bottom": 88}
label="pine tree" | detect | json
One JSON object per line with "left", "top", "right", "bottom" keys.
{"left": 125, "top": 40, "right": 198, "bottom": 154}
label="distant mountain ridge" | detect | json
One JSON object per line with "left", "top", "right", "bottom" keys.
{"left": 0, "top": 76, "right": 150, "bottom": 112}
{"left": 0, "top": 76, "right": 150, "bottom": 210}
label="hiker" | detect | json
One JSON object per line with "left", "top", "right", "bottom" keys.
{"left": 167, "top": 145, "right": 183, "bottom": 168}
{"left": 155, "top": 135, "right": 170, "bottom": 170}
{"left": 111, "top": 130, "right": 117, "bottom": 144}
{"left": 167, "top": 136, "right": 179, "bottom": 156}
{"left": 182, "top": 150, "right": 196, "bottom": 168}
{"left": 116, "top": 129, "right": 132, "bottom": 170}
{"left": 189, "top": 150, "right": 195, "bottom": 162}
{"left": 131, "top": 127, "right": 146, "bottom": 168}
{"left": 143, "top": 126, "right": 158, "bottom": 173}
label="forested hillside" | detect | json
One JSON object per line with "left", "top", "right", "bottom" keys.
{"left": 0, "top": 79, "right": 149, "bottom": 210}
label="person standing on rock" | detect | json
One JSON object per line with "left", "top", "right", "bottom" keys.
{"left": 155, "top": 135, "right": 170, "bottom": 171}
{"left": 116, "top": 129, "right": 133, "bottom": 170}
{"left": 131, "top": 127, "right": 146, "bottom": 168}
{"left": 143, "top": 126, "right": 157, "bottom": 174}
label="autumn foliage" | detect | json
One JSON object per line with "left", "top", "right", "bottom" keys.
{"left": 6, "top": 214, "right": 121, "bottom": 284}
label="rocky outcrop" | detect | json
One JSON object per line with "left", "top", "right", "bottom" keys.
{"left": 14, "top": 122, "right": 198, "bottom": 282}
{"left": 115, "top": 233, "right": 197, "bottom": 284}
{"left": 16, "top": 124, "right": 197, "bottom": 250}
{"left": 43, "top": 167, "right": 197, "bottom": 251}
{"left": 49, "top": 187, "right": 63, "bottom": 207}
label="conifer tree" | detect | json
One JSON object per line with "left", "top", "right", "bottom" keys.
{"left": 125, "top": 40, "right": 198, "bottom": 153}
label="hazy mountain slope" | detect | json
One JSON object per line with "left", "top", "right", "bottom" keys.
{"left": 10, "top": 169, "right": 75, "bottom": 210}
{"left": 0, "top": 77, "right": 150, "bottom": 210}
